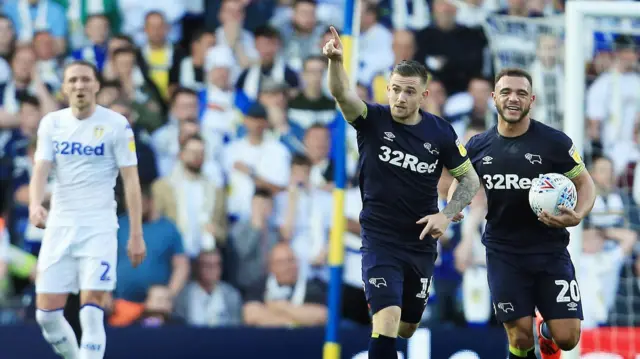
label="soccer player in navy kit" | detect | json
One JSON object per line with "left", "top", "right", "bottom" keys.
{"left": 450, "top": 68, "right": 596, "bottom": 359}
{"left": 323, "top": 27, "right": 481, "bottom": 359}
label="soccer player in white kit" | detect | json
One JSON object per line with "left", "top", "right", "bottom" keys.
{"left": 29, "top": 60, "right": 147, "bottom": 359}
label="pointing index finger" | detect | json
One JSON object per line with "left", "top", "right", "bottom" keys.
{"left": 330, "top": 26, "right": 342, "bottom": 46}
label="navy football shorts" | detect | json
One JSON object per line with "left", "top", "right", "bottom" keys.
{"left": 486, "top": 248, "right": 584, "bottom": 323}
{"left": 361, "top": 246, "right": 437, "bottom": 324}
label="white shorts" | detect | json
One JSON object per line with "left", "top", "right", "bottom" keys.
{"left": 36, "top": 226, "right": 118, "bottom": 294}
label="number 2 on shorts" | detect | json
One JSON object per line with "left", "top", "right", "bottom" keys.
{"left": 100, "top": 261, "right": 111, "bottom": 281}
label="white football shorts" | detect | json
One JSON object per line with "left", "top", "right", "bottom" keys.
{"left": 36, "top": 226, "right": 118, "bottom": 294}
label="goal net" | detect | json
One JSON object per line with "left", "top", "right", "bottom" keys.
{"left": 479, "top": 2, "right": 640, "bottom": 359}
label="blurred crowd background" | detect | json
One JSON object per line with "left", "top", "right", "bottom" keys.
{"left": 0, "top": 0, "right": 638, "bottom": 335}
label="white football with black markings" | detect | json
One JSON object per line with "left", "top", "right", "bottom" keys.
{"left": 529, "top": 173, "right": 577, "bottom": 216}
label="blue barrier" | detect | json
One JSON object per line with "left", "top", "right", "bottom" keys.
{"left": 0, "top": 325, "right": 507, "bottom": 359}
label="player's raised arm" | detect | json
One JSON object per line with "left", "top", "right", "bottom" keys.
{"left": 324, "top": 26, "right": 366, "bottom": 123}
{"left": 29, "top": 115, "right": 54, "bottom": 229}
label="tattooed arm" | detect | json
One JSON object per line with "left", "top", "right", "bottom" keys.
{"left": 443, "top": 169, "right": 481, "bottom": 219}
{"left": 418, "top": 167, "right": 480, "bottom": 240}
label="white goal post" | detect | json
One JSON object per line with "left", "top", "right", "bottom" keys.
{"left": 564, "top": 2, "right": 640, "bottom": 359}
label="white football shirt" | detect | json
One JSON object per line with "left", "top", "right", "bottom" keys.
{"left": 34, "top": 106, "right": 138, "bottom": 228}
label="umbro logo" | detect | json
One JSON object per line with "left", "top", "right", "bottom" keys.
{"left": 383, "top": 132, "right": 395, "bottom": 141}
{"left": 482, "top": 156, "right": 493, "bottom": 164}
{"left": 525, "top": 153, "right": 542, "bottom": 164}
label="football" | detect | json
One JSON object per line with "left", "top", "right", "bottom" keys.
{"left": 528, "top": 173, "right": 578, "bottom": 216}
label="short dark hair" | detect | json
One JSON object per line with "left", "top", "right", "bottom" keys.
{"left": 170, "top": 87, "right": 198, "bottom": 106}
{"left": 112, "top": 47, "right": 137, "bottom": 60}
{"left": 254, "top": 187, "right": 272, "bottom": 199}
{"left": 180, "top": 133, "right": 204, "bottom": 151}
{"left": 390, "top": 60, "right": 431, "bottom": 85}
{"left": 294, "top": 0, "right": 316, "bottom": 7}
{"left": 291, "top": 153, "right": 312, "bottom": 167}
{"left": 63, "top": 60, "right": 101, "bottom": 83}
{"left": 494, "top": 68, "right": 533, "bottom": 89}
{"left": 303, "top": 55, "right": 327, "bottom": 70}
{"left": 144, "top": 10, "right": 165, "bottom": 24}
{"left": 190, "top": 28, "right": 214, "bottom": 45}
{"left": 254, "top": 25, "right": 281, "bottom": 41}
{"left": 18, "top": 94, "right": 40, "bottom": 108}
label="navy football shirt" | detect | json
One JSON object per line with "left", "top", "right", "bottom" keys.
{"left": 351, "top": 103, "right": 472, "bottom": 253}
{"left": 466, "top": 120, "right": 585, "bottom": 254}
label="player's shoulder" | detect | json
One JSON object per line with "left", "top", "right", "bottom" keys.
{"left": 530, "top": 120, "right": 572, "bottom": 146}
{"left": 421, "top": 111, "right": 458, "bottom": 138}
{"left": 466, "top": 126, "right": 495, "bottom": 149}
{"left": 363, "top": 102, "right": 391, "bottom": 119}
{"left": 94, "top": 106, "right": 130, "bottom": 128}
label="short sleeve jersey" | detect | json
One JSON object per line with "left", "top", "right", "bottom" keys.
{"left": 35, "top": 106, "right": 138, "bottom": 228}
{"left": 351, "top": 102, "right": 472, "bottom": 253}
{"left": 466, "top": 120, "right": 585, "bottom": 254}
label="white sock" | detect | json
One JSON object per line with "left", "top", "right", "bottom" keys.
{"left": 36, "top": 309, "right": 80, "bottom": 359}
{"left": 79, "top": 305, "right": 106, "bottom": 359}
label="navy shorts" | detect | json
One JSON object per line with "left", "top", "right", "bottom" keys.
{"left": 361, "top": 247, "right": 437, "bottom": 324}
{"left": 486, "top": 248, "right": 584, "bottom": 323}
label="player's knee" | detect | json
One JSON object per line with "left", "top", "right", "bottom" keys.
{"left": 36, "top": 309, "right": 64, "bottom": 332}
{"left": 397, "top": 322, "right": 419, "bottom": 338}
{"left": 506, "top": 327, "right": 535, "bottom": 349}
{"left": 372, "top": 306, "right": 401, "bottom": 336}
{"left": 552, "top": 328, "right": 581, "bottom": 351}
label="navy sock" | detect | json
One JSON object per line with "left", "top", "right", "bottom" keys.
{"left": 540, "top": 322, "right": 552, "bottom": 340}
{"left": 368, "top": 333, "right": 397, "bottom": 359}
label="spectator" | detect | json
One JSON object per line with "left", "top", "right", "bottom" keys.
{"left": 222, "top": 101, "right": 291, "bottom": 221}
{"left": 288, "top": 55, "right": 336, "bottom": 129}
{"left": 414, "top": 0, "right": 488, "bottom": 95}
{"left": 69, "top": 14, "right": 111, "bottom": 72}
{"left": 274, "top": 154, "right": 332, "bottom": 270}
{"left": 32, "top": 31, "right": 61, "bottom": 90}
{"left": 169, "top": 28, "right": 215, "bottom": 94}
{"left": 0, "top": 14, "right": 16, "bottom": 62}
{"left": 136, "top": 285, "right": 185, "bottom": 327}
{"left": 445, "top": 76, "right": 494, "bottom": 138}
{"left": 243, "top": 242, "right": 328, "bottom": 327}
{"left": 151, "top": 87, "right": 199, "bottom": 177}
{"left": 2, "top": 0, "right": 68, "bottom": 54}
{"left": 211, "top": 0, "right": 259, "bottom": 74}
{"left": 303, "top": 124, "right": 335, "bottom": 190}
{"left": 0, "top": 44, "right": 57, "bottom": 123}
{"left": 140, "top": 11, "right": 186, "bottom": 101}
{"left": 114, "top": 184, "right": 190, "bottom": 305}
{"left": 371, "top": 29, "right": 417, "bottom": 104}
{"left": 152, "top": 134, "right": 228, "bottom": 256}
{"left": 529, "top": 33, "right": 563, "bottom": 130}
{"left": 228, "top": 187, "right": 280, "bottom": 296}
{"left": 174, "top": 249, "right": 243, "bottom": 327}
{"left": 586, "top": 35, "right": 640, "bottom": 175}
{"left": 110, "top": 47, "right": 165, "bottom": 131}
{"left": 271, "top": 0, "right": 325, "bottom": 72}
{"left": 357, "top": 1, "right": 393, "bottom": 85}
{"left": 495, "top": 0, "right": 544, "bottom": 17}
{"left": 236, "top": 25, "right": 300, "bottom": 102}
{"left": 60, "top": 0, "right": 121, "bottom": 51}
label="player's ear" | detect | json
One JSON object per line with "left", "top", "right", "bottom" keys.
{"left": 530, "top": 94, "right": 536, "bottom": 105}
{"left": 421, "top": 89, "right": 429, "bottom": 101}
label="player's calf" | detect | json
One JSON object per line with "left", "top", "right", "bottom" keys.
{"left": 504, "top": 317, "right": 537, "bottom": 359}
{"left": 397, "top": 321, "right": 419, "bottom": 338}
{"left": 545, "top": 318, "right": 581, "bottom": 351}
{"left": 36, "top": 293, "right": 80, "bottom": 359}
{"left": 78, "top": 291, "right": 109, "bottom": 359}
{"left": 369, "top": 306, "right": 401, "bottom": 359}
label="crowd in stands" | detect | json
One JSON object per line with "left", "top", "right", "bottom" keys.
{"left": 0, "top": 0, "right": 638, "bottom": 331}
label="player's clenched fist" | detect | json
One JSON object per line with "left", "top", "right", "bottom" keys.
{"left": 417, "top": 212, "right": 451, "bottom": 240}
{"left": 29, "top": 205, "right": 48, "bottom": 229}
{"left": 323, "top": 26, "right": 343, "bottom": 61}
{"left": 127, "top": 233, "right": 147, "bottom": 267}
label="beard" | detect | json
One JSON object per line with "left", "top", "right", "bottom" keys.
{"left": 496, "top": 103, "right": 531, "bottom": 123}
{"left": 185, "top": 162, "right": 202, "bottom": 174}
